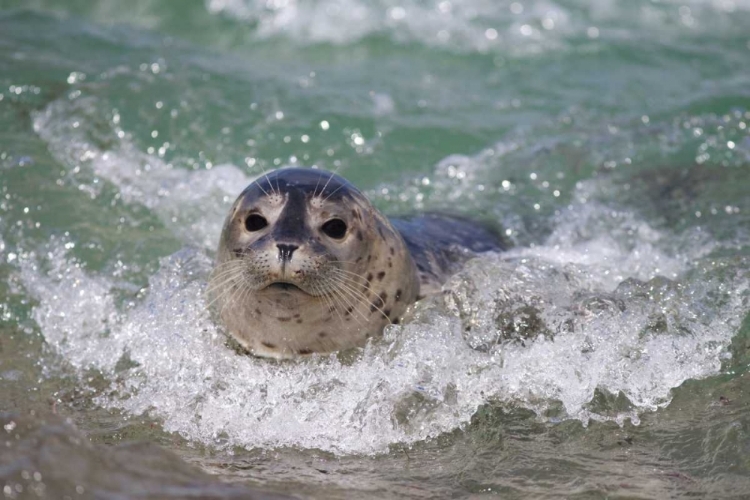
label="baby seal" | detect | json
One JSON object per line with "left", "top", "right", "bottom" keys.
{"left": 211, "top": 168, "right": 503, "bottom": 358}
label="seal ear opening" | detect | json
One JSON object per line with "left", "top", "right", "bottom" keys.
{"left": 321, "top": 218, "right": 347, "bottom": 239}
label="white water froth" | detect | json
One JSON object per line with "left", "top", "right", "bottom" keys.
{"left": 207, "top": 0, "right": 572, "bottom": 52}
{"left": 19, "top": 194, "right": 746, "bottom": 455}
{"left": 27, "top": 90, "right": 748, "bottom": 455}
{"left": 204, "top": 0, "right": 750, "bottom": 51}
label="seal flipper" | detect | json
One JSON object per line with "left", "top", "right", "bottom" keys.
{"left": 390, "top": 213, "right": 506, "bottom": 296}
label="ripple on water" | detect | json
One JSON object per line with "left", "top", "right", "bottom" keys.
{"left": 32, "top": 97, "right": 251, "bottom": 250}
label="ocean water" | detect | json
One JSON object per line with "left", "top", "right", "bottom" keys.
{"left": 1, "top": 1, "right": 749, "bottom": 498}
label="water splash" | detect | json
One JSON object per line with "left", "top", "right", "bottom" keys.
{"left": 18, "top": 190, "right": 747, "bottom": 455}
{"left": 32, "top": 97, "right": 251, "bottom": 250}
{"left": 22, "top": 77, "right": 749, "bottom": 455}
{"left": 206, "top": 0, "right": 576, "bottom": 53}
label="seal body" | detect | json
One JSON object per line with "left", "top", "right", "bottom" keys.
{"left": 211, "top": 168, "right": 504, "bottom": 359}
{"left": 390, "top": 213, "right": 505, "bottom": 297}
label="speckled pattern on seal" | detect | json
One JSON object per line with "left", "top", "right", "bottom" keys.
{"left": 210, "top": 168, "right": 504, "bottom": 358}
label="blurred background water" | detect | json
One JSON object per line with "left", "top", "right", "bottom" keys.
{"left": 1, "top": 0, "right": 749, "bottom": 498}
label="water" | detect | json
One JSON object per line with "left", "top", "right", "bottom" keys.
{"left": 1, "top": 1, "right": 750, "bottom": 498}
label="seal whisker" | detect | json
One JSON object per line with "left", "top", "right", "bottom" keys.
{"left": 209, "top": 265, "right": 241, "bottom": 277}
{"left": 310, "top": 281, "right": 332, "bottom": 318}
{"left": 317, "top": 166, "right": 341, "bottom": 199}
{"left": 327, "top": 270, "right": 373, "bottom": 291}
{"left": 267, "top": 163, "right": 282, "bottom": 197}
{"left": 329, "top": 268, "right": 373, "bottom": 291}
{"left": 332, "top": 282, "right": 390, "bottom": 325}
{"left": 327, "top": 275, "right": 391, "bottom": 323}
{"left": 317, "top": 280, "right": 360, "bottom": 331}
{"left": 322, "top": 276, "right": 368, "bottom": 324}
{"left": 214, "top": 278, "right": 245, "bottom": 304}
{"left": 206, "top": 268, "right": 245, "bottom": 295}
{"left": 236, "top": 280, "right": 255, "bottom": 313}
{"left": 327, "top": 266, "right": 375, "bottom": 289}
{"left": 206, "top": 266, "right": 244, "bottom": 296}
{"left": 206, "top": 273, "right": 242, "bottom": 288}
{"left": 317, "top": 282, "right": 349, "bottom": 326}
{"left": 329, "top": 273, "right": 383, "bottom": 303}
{"left": 322, "top": 182, "right": 346, "bottom": 202}
{"left": 256, "top": 164, "right": 279, "bottom": 197}
{"left": 210, "top": 259, "right": 245, "bottom": 271}
{"left": 312, "top": 170, "right": 324, "bottom": 198}
{"left": 328, "top": 266, "right": 369, "bottom": 279}
{"left": 327, "top": 282, "right": 370, "bottom": 323}
{"left": 329, "top": 267, "right": 369, "bottom": 280}
{"left": 217, "top": 288, "right": 237, "bottom": 319}
{"left": 207, "top": 266, "right": 245, "bottom": 285}
{"left": 314, "top": 273, "right": 364, "bottom": 321}
{"left": 205, "top": 280, "right": 241, "bottom": 303}
{"left": 208, "top": 264, "right": 248, "bottom": 308}
{"left": 209, "top": 260, "right": 246, "bottom": 280}
{"left": 221, "top": 279, "right": 251, "bottom": 319}
{"left": 206, "top": 280, "right": 241, "bottom": 311}
{"left": 252, "top": 178, "right": 270, "bottom": 197}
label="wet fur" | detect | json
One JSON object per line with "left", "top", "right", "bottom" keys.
{"left": 210, "top": 168, "right": 503, "bottom": 358}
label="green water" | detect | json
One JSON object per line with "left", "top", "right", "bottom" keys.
{"left": 1, "top": 1, "right": 750, "bottom": 498}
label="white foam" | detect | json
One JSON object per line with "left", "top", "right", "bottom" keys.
{"left": 203, "top": 0, "right": 750, "bottom": 52}
{"left": 19, "top": 193, "right": 745, "bottom": 455}
{"left": 520, "top": 200, "right": 714, "bottom": 290}
{"left": 206, "top": 0, "right": 574, "bottom": 52}
{"left": 25, "top": 87, "right": 746, "bottom": 456}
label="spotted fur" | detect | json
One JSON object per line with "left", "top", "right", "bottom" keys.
{"left": 210, "top": 168, "right": 503, "bottom": 359}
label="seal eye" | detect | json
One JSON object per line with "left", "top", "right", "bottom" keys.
{"left": 245, "top": 214, "right": 268, "bottom": 232}
{"left": 321, "top": 218, "right": 347, "bottom": 239}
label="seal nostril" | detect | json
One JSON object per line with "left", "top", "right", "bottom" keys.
{"left": 277, "top": 243, "right": 299, "bottom": 262}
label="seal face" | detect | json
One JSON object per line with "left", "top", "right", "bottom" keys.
{"left": 211, "top": 168, "right": 420, "bottom": 358}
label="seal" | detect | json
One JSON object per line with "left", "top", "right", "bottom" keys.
{"left": 210, "top": 168, "right": 504, "bottom": 359}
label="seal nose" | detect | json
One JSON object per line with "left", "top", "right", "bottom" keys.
{"left": 276, "top": 243, "right": 299, "bottom": 263}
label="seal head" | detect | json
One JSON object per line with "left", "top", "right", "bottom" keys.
{"left": 211, "top": 168, "right": 420, "bottom": 358}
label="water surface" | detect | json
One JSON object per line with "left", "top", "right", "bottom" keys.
{"left": 1, "top": 1, "right": 749, "bottom": 498}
